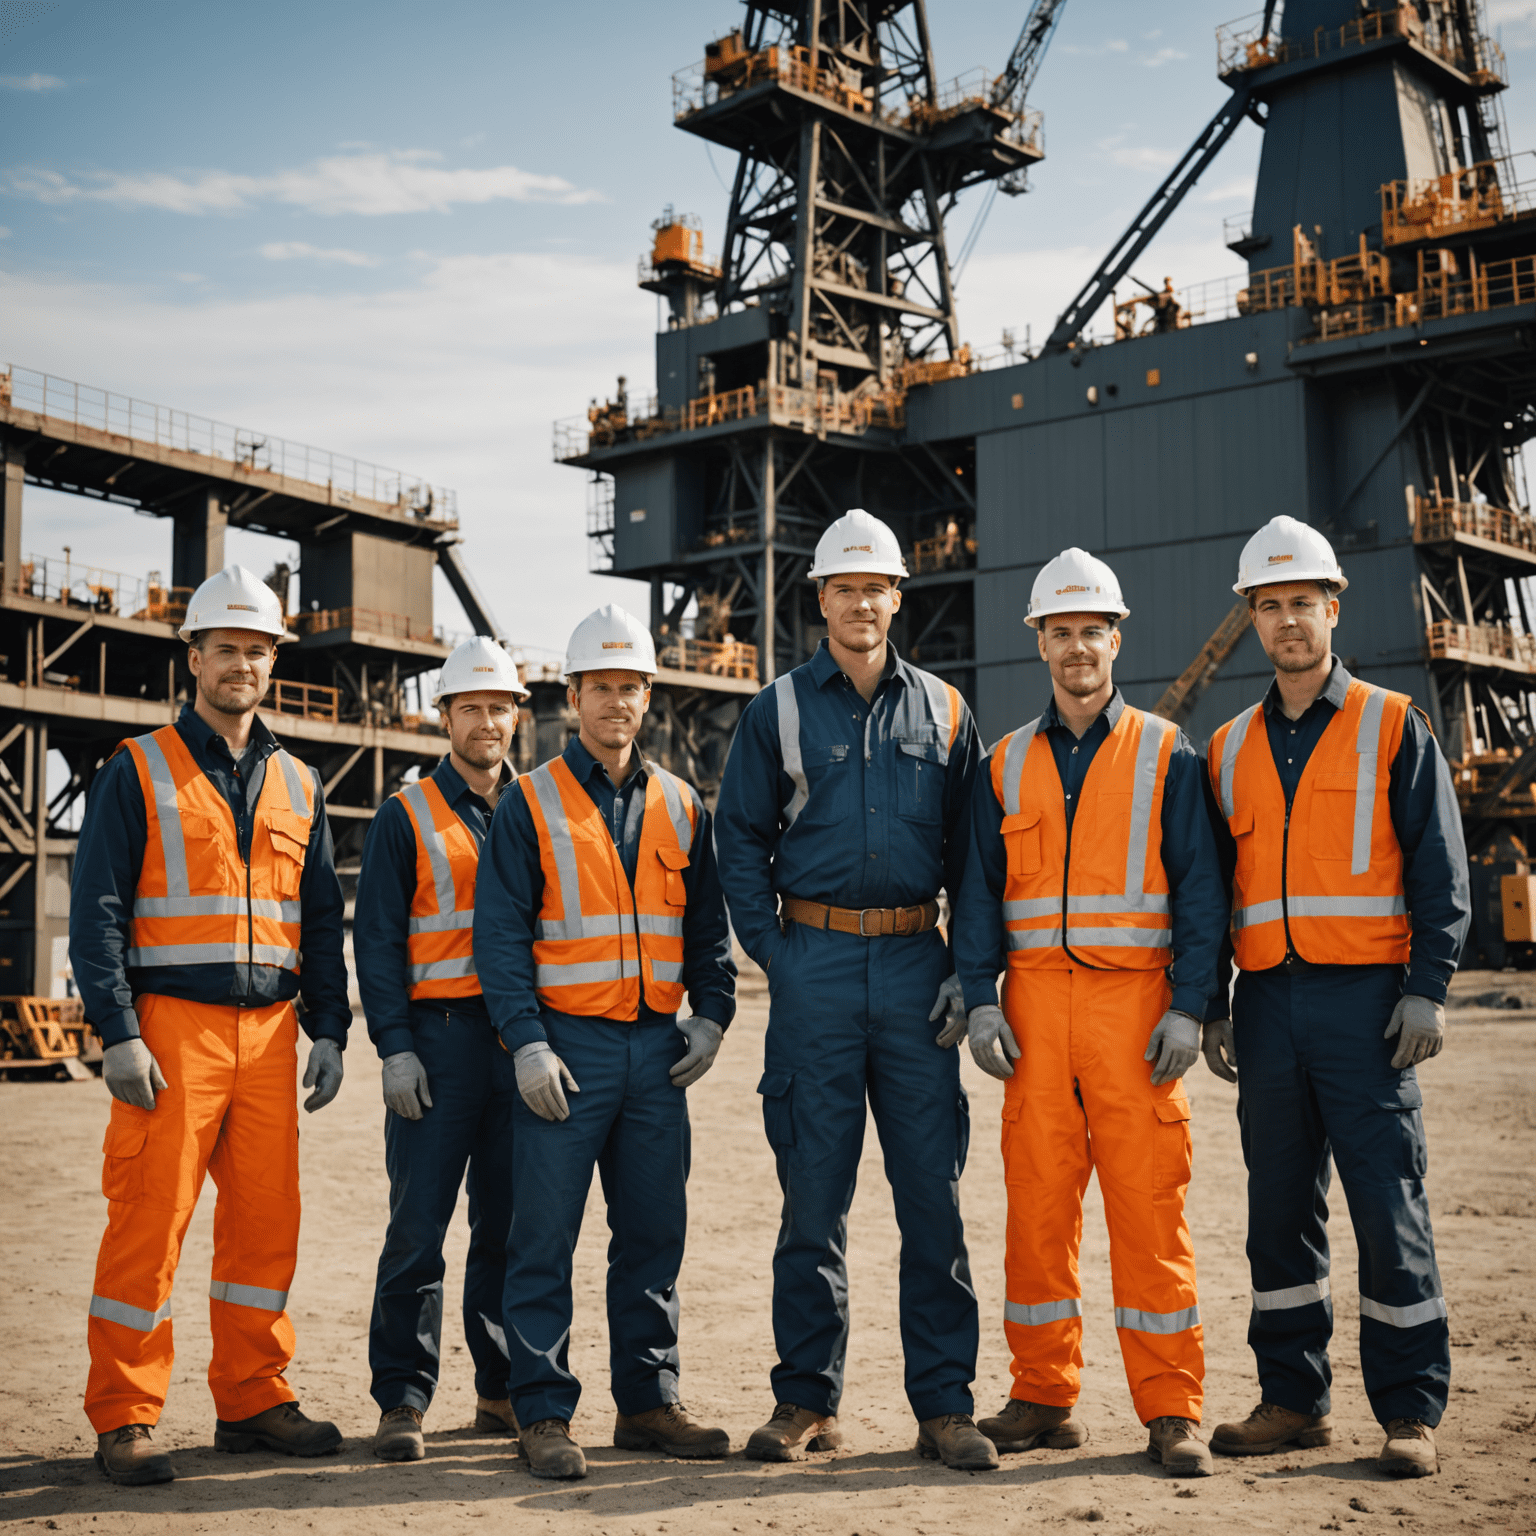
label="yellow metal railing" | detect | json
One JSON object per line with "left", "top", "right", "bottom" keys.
{"left": 259, "top": 679, "right": 340, "bottom": 722}
{"left": 1427, "top": 620, "right": 1536, "bottom": 670}
{"left": 658, "top": 635, "right": 759, "bottom": 681}
{"left": 1412, "top": 491, "right": 1536, "bottom": 555}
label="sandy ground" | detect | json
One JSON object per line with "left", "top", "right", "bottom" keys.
{"left": 3, "top": 962, "right": 1534, "bottom": 1535}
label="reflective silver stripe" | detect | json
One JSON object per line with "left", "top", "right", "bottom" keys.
{"left": 138, "top": 734, "right": 191, "bottom": 899}
{"left": 648, "top": 762, "right": 694, "bottom": 854}
{"left": 637, "top": 914, "right": 684, "bottom": 936}
{"left": 1003, "top": 896, "right": 1060, "bottom": 921}
{"left": 1000, "top": 718, "right": 1041, "bottom": 817}
{"left": 274, "top": 749, "right": 314, "bottom": 816}
{"left": 1352, "top": 687, "right": 1387, "bottom": 876}
{"left": 1231, "top": 899, "right": 1285, "bottom": 931}
{"left": 126, "top": 942, "right": 298, "bottom": 968}
{"left": 1060, "top": 926, "right": 1172, "bottom": 948}
{"left": 538, "top": 911, "right": 635, "bottom": 940}
{"left": 408, "top": 955, "right": 478, "bottom": 983}
{"left": 1068, "top": 891, "right": 1170, "bottom": 916}
{"left": 917, "top": 670, "right": 953, "bottom": 765}
{"left": 528, "top": 765, "right": 586, "bottom": 941}
{"left": 536, "top": 958, "right": 628, "bottom": 987}
{"left": 1115, "top": 1304, "right": 1201, "bottom": 1334}
{"left": 1286, "top": 894, "right": 1408, "bottom": 919}
{"left": 776, "top": 675, "right": 809, "bottom": 828}
{"left": 650, "top": 959, "right": 684, "bottom": 983}
{"left": 401, "top": 780, "right": 458, "bottom": 920}
{"left": 209, "top": 1280, "right": 289, "bottom": 1311}
{"left": 1253, "top": 1277, "right": 1331, "bottom": 1311}
{"left": 1005, "top": 1296, "right": 1082, "bottom": 1327}
{"left": 1219, "top": 704, "right": 1262, "bottom": 820}
{"left": 133, "top": 894, "right": 301, "bottom": 921}
{"left": 1124, "top": 711, "right": 1174, "bottom": 902}
{"left": 1359, "top": 1294, "right": 1447, "bottom": 1328}
{"left": 1007, "top": 927, "right": 1063, "bottom": 949}
{"left": 407, "top": 909, "right": 476, "bottom": 934}
{"left": 90, "top": 1293, "right": 172, "bottom": 1331}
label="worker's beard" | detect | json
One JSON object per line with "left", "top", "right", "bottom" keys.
{"left": 456, "top": 737, "right": 508, "bottom": 769}
{"left": 199, "top": 674, "right": 267, "bottom": 716}
{"left": 1269, "top": 635, "right": 1329, "bottom": 673}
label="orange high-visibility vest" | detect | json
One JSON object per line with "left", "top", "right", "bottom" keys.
{"left": 124, "top": 725, "right": 314, "bottom": 973}
{"left": 1208, "top": 679, "right": 1411, "bottom": 968}
{"left": 991, "top": 704, "right": 1176, "bottom": 970}
{"left": 396, "top": 775, "right": 483, "bottom": 1000}
{"left": 521, "top": 756, "right": 698, "bottom": 1017}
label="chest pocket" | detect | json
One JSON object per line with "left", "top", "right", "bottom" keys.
{"left": 1002, "top": 810, "right": 1042, "bottom": 876}
{"left": 1306, "top": 773, "right": 1358, "bottom": 861}
{"left": 798, "top": 743, "right": 850, "bottom": 826}
{"left": 896, "top": 736, "right": 945, "bottom": 824}
{"left": 656, "top": 845, "right": 690, "bottom": 906}
{"left": 180, "top": 811, "right": 236, "bottom": 893}
{"left": 266, "top": 807, "right": 312, "bottom": 899}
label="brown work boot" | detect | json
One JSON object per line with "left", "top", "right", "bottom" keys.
{"left": 1379, "top": 1418, "right": 1438, "bottom": 1477}
{"left": 474, "top": 1396, "right": 521, "bottom": 1436}
{"left": 977, "top": 1398, "right": 1088, "bottom": 1452}
{"left": 518, "top": 1418, "right": 587, "bottom": 1480}
{"left": 744, "top": 1402, "right": 844, "bottom": 1462}
{"left": 614, "top": 1402, "right": 730, "bottom": 1458}
{"left": 374, "top": 1405, "right": 424, "bottom": 1462}
{"left": 1211, "top": 1401, "right": 1333, "bottom": 1456}
{"left": 1146, "top": 1416, "right": 1214, "bottom": 1477}
{"left": 214, "top": 1400, "right": 343, "bottom": 1457}
{"left": 915, "top": 1413, "right": 1000, "bottom": 1471}
{"left": 94, "top": 1423, "right": 174, "bottom": 1485}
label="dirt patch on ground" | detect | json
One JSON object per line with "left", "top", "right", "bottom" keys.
{"left": 3, "top": 962, "right": 1534, "bottom": 1534}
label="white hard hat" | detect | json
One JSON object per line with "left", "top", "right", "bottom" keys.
{"left": 431, "top": 635, "right": 530, "bottom": 707}
{"left": 179, "top": 562, "right": 289, "bottom": 641}
{"left": 808, "top": 508, "right": 908, "bottom": 580}
{"left": 1025, "top": 547, "right": 1130, "bottom": 628}
{"left": 564, "top": 603, "right": 658, "bottom": 677}
{"left": 1234, "top": 515, "right": 1348, "bottom": 595}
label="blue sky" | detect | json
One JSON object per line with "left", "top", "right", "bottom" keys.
{"left": 5, "top": 0, "right": 1536, "bottom": 651}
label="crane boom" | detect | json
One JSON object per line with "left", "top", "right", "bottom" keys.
{"left": 1152, "top": 600, "right": 1253, "bottom": 727}
{"left": 990, "top": 0, "right": 1068, "bottom": 108}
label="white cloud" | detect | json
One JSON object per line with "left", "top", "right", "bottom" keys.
{"left": 3, "top": 149, "right": 603, "bottom": 216}
{"left": 1142, "top": 47, "right": 1189, "bottom": 68}
{"left": 1110, "top": 146, "right": 1179, "bottom": 171}
{"left": 0, "top": 73, "right": 64, "bottom": 91}
{"left": 0, "top": 226, "right": 10, "bottom": 238}
{"left": 260, "top": 240, "right": 379, "bottom": 267}
{"left": 1062, "top": 39, "right": 1129, "bottom": 55}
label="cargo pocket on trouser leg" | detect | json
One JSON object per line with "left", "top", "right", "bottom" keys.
{"left": 758, "top": 1071, "right": 795, "bottom": 1151}
{"left": 1152, "top": 1094, "right": 1194, "bottom": 1262}
{"left": 102, "top": 1118, "right": 149, "bottom": 1203}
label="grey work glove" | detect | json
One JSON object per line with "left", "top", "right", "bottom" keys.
{"left": 670, "top": 1016, "right": 724, "bottom": 1088}
{"left": 968, "top": 1004, "right": 1021, "bottom": 1081}
{"left": 102, "top": 1038, "right": 168, "bottom": 1111}
{"left": 930, "top": 973, "right": 968, "bottom": 1048}
{"left": 1202, "top": 1018, "right": 1238, "bottom": 1083}
{"left": 381, "top": 1050, "right": 433, "bottom": 1120}
{"left": 302, "top": 1037, "right": 344, "bottom": 1113}
{"left": 514, "top": 1040, "right": 580, "bottom": 1121}
{"left": 1384, "top": 993, "right": 1445, "bottom": 1069}
{"left": 1145, "top": 1010, "right": 1201, "bottom": 1086}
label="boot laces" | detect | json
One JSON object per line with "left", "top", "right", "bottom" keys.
{"left": 935, "top": 1413, "right": 975, "bottom": 1431}
{"left": 769, "top": 1402, "right": 805, "bottom": 1424}
{"left": 115, "top": 1424, "right": 153, "bottom": 1444}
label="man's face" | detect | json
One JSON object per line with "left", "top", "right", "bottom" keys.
{"left": 569, "top": 669, "right": 650, "bottom": 751}
{"left": 818, "top": 572, "right": 901, "bottom": 654}
{"left": 1036, "top": 612, "right": 1121, "bottom": 697}
{"left": 187, "top": 629, "right": 276, "bottom": 716}
{"left": 448, "top": 690, "right": 517, "bottom": 770}
{"left": 1250, "top": 581, "right": 1338, "bottom": 673}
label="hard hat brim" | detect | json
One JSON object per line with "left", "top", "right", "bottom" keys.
{"left": 1234, "top": 568, "right": 1349, "bottom": 596}
{"left": 432, "top": 684, "right": 531, "bottom": 706}
{"left": 1025, "top": 602, "right": 1131, "bottom": 629}
{"left": 178, "top": 619, "right": 292, "bottom": 642}
{"left": 806, "top": 560, "right": 908, "bottom": 580}
{"left": 562, "top": 661, "right": 655, "bottom": 680}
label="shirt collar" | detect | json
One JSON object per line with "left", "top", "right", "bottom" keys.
{"left": 809, "top": 636, "right": 909, "bottom": 692}
{"left": 1261, "top": 655, "right": 1351, "bottom": 717}
{"left": 562, "top": 734, "right": 649, "bottom": 792}
{"left": 1039, "top": 686, "right": 1124, "bottom": 735}
{"left": 431, "top": 753, "right": 515, "bottom": 807}
{"left": 177, "top": 702, "right": 277, "bottom": 762}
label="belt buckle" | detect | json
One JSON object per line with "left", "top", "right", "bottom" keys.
{"left": 859, "top": 907, "right": 880, "bottom": 937}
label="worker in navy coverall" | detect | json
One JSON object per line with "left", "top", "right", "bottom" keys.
{"left": 712, "top": 509, "right": 993, "bottom": 1471}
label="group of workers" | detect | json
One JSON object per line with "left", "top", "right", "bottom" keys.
{"left": 71, "top": 505, "right": 1468, "bottom": 1493}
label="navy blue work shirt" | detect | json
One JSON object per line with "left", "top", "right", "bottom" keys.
{"left": 473, "top": 736, "right": 736, "bottom": 1054}
{"left": 354, "top": 753, "right": 515, "bottom": 1060}
{"left": 1204, "top": 656, "right": 1471, "bottom": 1011}
{"left": 69, "top": 703, "right": 351, "bottom": 1049}
{"left": 712, "top": 638, "right": 982, "bottom": 971}
{"left": 953, "top": 687, "right": 1226, "bottom": 1022}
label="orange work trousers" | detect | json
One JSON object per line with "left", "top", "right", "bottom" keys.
{"left": 85, "top": 995, "right": 303, "bottom": 1432}
{"left": 999, "top": 965, "right": 1203, "bottom": 1424}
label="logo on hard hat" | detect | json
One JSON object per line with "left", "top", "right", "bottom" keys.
{"left": 1267, "top": 553, "right": 1293, "bottom": 565}
{"left": 601, "top": 641, "right": 634, "bottom": 650}
{"left": 843, "top": 544, "right": 873, "bottom": 553}
{"left": 1055, "top": 584, "right": 1090, "bottom": 595}
{"left": 472, "top": 666, "right": 494, "bottom": 673}
{"left": 228, "top": 603, "right": 257, "bottom": 612}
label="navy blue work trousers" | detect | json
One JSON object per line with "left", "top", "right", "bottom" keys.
{"left": 500, "top": 1015, "right": 691, "bottom": 1425}
{"left": 1233, "top": 964, "right": 1450, "bottom": 1427}
{"left": 369, "top": 1001, "right": 518, "bottom": 1413}
{"left": 758, "top": 921, "right": 977, "bottom": 1422}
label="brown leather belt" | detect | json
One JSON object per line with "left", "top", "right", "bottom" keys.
{"left": 780, "top": 896, "right": 940, "bottom": 938}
